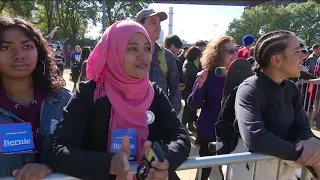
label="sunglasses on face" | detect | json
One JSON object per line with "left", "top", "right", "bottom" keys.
{"left": 223, "top": 48, "right": 238, "bottom": 55}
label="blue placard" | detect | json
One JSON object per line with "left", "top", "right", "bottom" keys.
{"left": 111, "top": 128, "right": 137, "bottom": 161}
{"left": 0, "top": 123, "right": 35, "bottom": 153}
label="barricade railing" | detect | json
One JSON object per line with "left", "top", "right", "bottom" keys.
{"left": 1, "top": 152, "right": 314, "bottom": 180}
{"left": 2, "top": 79, "right": 318, "bottom": 180}
{"left": 296, "top": 79, "right": 320, "bottom": 127}
{"left": 1, "top": 152, "right": 276, "bottom": 180}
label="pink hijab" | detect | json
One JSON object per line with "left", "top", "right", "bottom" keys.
{"left": 86, "top": 20, "right": 154, "bottom": 161}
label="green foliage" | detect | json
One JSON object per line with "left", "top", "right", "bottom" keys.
{"left": 227, "top": 1, "right": 320, "bottom": 45}
{"left": 1, "top": 0, "right": 149, "bottom": 46}
{"left": 102, "top": 0, "right": 150, "bottom": 26}
{"left": 0, "top": 0, "right": 35, "bottom": 19}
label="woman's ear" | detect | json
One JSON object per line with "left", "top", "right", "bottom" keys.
{"left": 270, "top": 54, "right": 282, "bottom": 69}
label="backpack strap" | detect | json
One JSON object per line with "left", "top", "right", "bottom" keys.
{"left": 158, "top": 45, "right": 168, "bottom": 77}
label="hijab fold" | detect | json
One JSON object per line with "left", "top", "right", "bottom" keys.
{"left": 86, "top": 20, "right": 154, "bottom": 162}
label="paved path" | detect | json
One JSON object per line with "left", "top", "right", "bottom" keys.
{"left": 62, "top": 69, "right": 320, "bottom": 180}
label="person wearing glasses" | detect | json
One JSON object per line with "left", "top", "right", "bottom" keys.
{"left": 187, "top": 36, "right": 238, "bottom": 180}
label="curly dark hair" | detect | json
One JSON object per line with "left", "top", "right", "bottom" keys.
{"left": 0, "top": 15, "right": 65, "bottom": 94}
{"left": 253, "top": 30, "right": 294, "bottom": 72}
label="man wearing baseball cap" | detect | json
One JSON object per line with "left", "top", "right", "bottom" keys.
{"left": 136, "top": 9, "right": 182, "bottom": 114}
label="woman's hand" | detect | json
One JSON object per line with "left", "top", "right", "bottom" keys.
{"left": 147, "top": 160, "right": 169, "bottom": 180}
{"left": 110, "top": 135, "right": 133, "bottom": 180}
{"left": 197, "top": 69, "right": 208, "bottom": 89}
{"left": 142, "top": 141, "right": 169, "bottom": 180}
{"left": 296, "top": 137, "right": 320, "bottom": 166}
{"left": 12, "top": 163, "right": 52, "bottom": 180}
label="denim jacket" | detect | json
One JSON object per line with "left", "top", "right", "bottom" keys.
{"left": 0, "top": 89, "right": 71, "bottom": 177}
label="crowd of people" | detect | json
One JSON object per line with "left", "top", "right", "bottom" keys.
{"left": 1, "top": 6, "right": 320, "bottom": 180}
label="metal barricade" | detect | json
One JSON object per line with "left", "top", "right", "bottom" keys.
{"left": 295, "top": 79, "right": 320, "bottom": 180}
{"left": 2, "top": 80, "right": 319, "bottom": 180}
{"left": 1, "top": 152, "right": 314, "bottom": 180}
{"left": 0, "top": 152, "right": 276, "bottom": 180}
{"left": 296, "top": 79, "right": 320, "bottom": 127}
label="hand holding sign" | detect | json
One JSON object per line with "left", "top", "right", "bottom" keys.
{"left": 12, "top": 163, "right": 52, "bottom": 180}
{"left": 110, "top": 135, "right": 133, "bottom": 180}
{"left": 111, "top": 129, "right": 137, "bottom": 161}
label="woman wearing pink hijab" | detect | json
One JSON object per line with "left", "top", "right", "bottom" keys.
{"left": 48, "top": 20, "right": 190, "bottom": 180}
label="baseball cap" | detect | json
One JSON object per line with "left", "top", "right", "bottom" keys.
{"left": 135, "top": 8, "right": 168, "bottom": 23}
{"left": 242, "top": 34, "right": 255, "bottom": 46}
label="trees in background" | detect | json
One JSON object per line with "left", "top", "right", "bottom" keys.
{"left": 1, "top": 0, "right": 148, "bottom": 47}
{"left": 227, "top": 1, "right": 320, "bottom": 45}
{"left": 101, "top": 0, "right": 149, "bottom": 26}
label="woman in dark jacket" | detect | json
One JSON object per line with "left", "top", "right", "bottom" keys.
{"left": 78, "top": 46, "right": 91, "bottom": 82}
{"left": 232, "top": 30, "right": 320, "bottom": 179}
{"left": 49, "top": 20, "right": 190, "bottom": 180}
{"left": 181, "top": 46, "right": 202, "bottom": 131}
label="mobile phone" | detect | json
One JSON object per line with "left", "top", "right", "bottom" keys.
{"left": 307, "top": 166, "right": 318, "bottom": 179}
{"left": 136, "top": 142, "right": 165, "bottom": 180}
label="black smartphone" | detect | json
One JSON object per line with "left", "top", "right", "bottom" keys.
{"left": 136, "top": 142, "right": 165, "bottom": 180}
{"left": 307, "top": 166, "right": 318, "bottom": 179}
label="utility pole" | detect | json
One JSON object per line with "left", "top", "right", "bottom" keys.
{"left": 102, "top": 0, "right": 107, "bottom": 32}
{"left": 213, "top": 24, "right": 218, "bottom": 39}
{"left": 168, "top": 7, "right": 173, "bottom": 35}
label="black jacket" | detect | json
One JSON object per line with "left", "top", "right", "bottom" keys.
{"left": 181, "top": 59, "right": 200, "bottom": 100}
{"left": 48, "top": 81, "right": 190, "bottom": 180}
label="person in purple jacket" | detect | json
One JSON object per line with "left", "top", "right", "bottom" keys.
{"left": 187, "top": 36, "right": 237, "bottom": 179}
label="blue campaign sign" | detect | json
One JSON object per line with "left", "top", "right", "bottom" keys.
{"left": 111, "top": 128, "right": 137, "bottom": 161}
{"left": 0, "top": 123, "right": 35, "bottom": 153}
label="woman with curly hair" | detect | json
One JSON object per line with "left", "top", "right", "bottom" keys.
{"left": 188, "top": 36, "right": 237, "bottom": 179}
{"left": 0, "top": 15, "right": 71, "bottom": 179}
